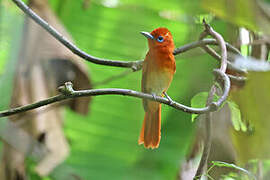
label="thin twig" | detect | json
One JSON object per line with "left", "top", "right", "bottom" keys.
{"left": 227, "top": 74, "right": 246, "bottom": 87}
{"left": 199, "top": 27, "right": 246, "bottom": 75}
{"left": 174, "top": 39, "right": 245, "bottom": 75}
{"left": 173, "top": 38, "right": 241, "bottom": 56}
{"left": 199, "top": 43, "right": 246, "bottom": 74}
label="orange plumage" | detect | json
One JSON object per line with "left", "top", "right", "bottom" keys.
{"left": 138, "top": 27, "right": 176, "bottom": 149}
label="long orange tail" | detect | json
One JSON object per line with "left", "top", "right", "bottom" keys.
{"left": 138, "top": 104, "right": 161, "bottom": 149}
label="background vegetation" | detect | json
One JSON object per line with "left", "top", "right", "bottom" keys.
{"left": 1, "top": 0, "right": 270, "bottom": 179}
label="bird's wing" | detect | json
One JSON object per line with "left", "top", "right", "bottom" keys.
{"left": 141, "top": 55, "right": 150, "bottom": 111}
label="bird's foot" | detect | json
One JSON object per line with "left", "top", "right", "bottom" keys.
{"left": 164, "top": 92, "right": 174, "bottom": 105}
{"left": 151, "top": 93, "right": 158, "bottom": 101}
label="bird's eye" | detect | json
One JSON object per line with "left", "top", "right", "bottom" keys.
{"left": 157, "top": 36, "right": 164, "bottom": 42}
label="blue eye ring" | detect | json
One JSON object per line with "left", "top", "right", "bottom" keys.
{"left": 157, "top": 36, "right": 164, "bottom": 42}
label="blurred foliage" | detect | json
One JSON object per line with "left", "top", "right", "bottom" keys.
{"left": 190, "top": 92, "right": 219, "bottom": 122}
{"left": 0, "top": 2, "right": 23, "bottom": 110}
{"left": 0, "top": 0, "right": 24, "bottom": 168}
{"left": 2, "top": 0, "right": 270, "bottom": 179}
{"left": 231, "top": 71, "right": 270, "bottom": 164}
{"left": 0, "top": 0, "right": 217, "bottom": 179}
{"left": 49, "top": 1, "right": 216, "bottom": 179}
{"left": 191, "top": 92, "right": 209, "bottom": 122}
{"left": 211, "top": 161, "right": 255, "bottom": 179}
{"left": 203, "top": 0, "right": 258, "bottom": 30}
{"left": 227, "top": 101, "right": 247, "bottom": 132}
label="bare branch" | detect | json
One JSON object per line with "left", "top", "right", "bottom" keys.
{"left": 12, "top": 0, "right": 243, "bottom": 73}
{"left": 12, "top": 0, "right": 142, "bottom": 71}
{"left": 1, "top": 1, "right": 245, "bottom": 179}
{"left": 3, "top": 1, "right": 231, "bottom": 120}
{"left": 199, "top": 42, "right": 246, "bottom": 74}
{"left": 203, "top": 23, "right": 228, "bottom": 73}
{"left": 199, "top": 27, "right": 246, "bottom": 75}
{"left": 0, "top": 69, "right": 230, "bottom": 118}
{"left": 227, "top": 74, "right": 246, "bottom": 87}
{"left": 173, "top": 38, "right": 241, "bottom": 56}
{"left": 212, "top": 69, "right": 230, "bottom": 108}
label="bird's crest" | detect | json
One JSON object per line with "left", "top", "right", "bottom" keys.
{"left": 150, "top": 27, "right": 172, "bottom": 39}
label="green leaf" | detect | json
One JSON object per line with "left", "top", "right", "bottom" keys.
{"left": 227, "top": 101, "right": 247, "bottom": 132}
{"left": 191, "top": 92, "right": 208, "bottom": 121}
{"left": 190, "top": 92, "right": 220, "bottom": 122}
{"left": 240, "top": 45, "right": 249, "bottom": 57}
{"left": 231, "top": 71, "right": 270, "bottom": 163}
{"left": 194, "top": 13, "right": 214, "bottom": 24}
{"left": 212, "top": 161, "right": 256, "bottom": 180}
{"left": 0, "top": 2, "right": 23, "bottom": 110}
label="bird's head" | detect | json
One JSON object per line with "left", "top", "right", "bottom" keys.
{"left": 141, "top": 27, "right": 175, "bottom": 53}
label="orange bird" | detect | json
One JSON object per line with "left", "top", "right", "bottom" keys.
{"left": 139, "top": 27, "right": 176, "bottom": 149}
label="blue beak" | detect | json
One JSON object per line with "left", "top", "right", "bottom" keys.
{"left": 140, "top": 31, "right": 154, "bottom": 40}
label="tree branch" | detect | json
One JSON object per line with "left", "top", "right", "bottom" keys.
{"left": 194, "top": 20, "right": 229, "bottom": 180}
{"left": 173, "top": 38, "right": 241, "bottom": 56}
{"left": 2, "top": 1, "right": 243, "bottom": 179}
{"left": 12, "top": 0, "right": 244, "bottom": 73}
{"left": 194, "top": 86, "right": 215, "bottom": 180}
{"left": 3, "top": 1, "right": 231, "bottom": 120}
{"left": 0, "top": 69, "right": 229, "bottom": 118}
{"left": 203, "top": 23, "right": 227, "bottom": 73}
{"left": 12, "top": 0, "right": 143, "bottom": 70}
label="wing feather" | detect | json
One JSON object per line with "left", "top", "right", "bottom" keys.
{"left": 141, "top": 54, "right": 150, "bottom": 111}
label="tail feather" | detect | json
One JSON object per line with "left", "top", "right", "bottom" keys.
{"left": 138, "top": 104, "right": 161, "bottom": 149}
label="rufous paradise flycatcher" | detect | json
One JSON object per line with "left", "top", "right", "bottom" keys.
{"left": 139, "top": 27, "right": 176, "bottom": 149}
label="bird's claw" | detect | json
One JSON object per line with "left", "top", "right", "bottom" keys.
{"left": 151, "top": 93, "right": 158, "bottom": 101}
{"left": 164, "top": 92, "right": 174, "bottom": 105}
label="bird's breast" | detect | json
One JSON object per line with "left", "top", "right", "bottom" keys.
{"left": 146, "top": 56, "right": 175, "bottom": 95}
{"left": 147, "top": 69, "right": 173, "bottom": 95}
{"left": 155, "top": 53, "right": 176, "bottom": 73}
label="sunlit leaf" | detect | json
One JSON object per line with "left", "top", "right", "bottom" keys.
{"left": 190, "top": 92, "right": 219, "bottom": 122}
{"left": 191, "top": 92, "right": 208, "bottom": 121}
{"left": 212, "top": 161, "right": 256, "bottom": 179}
{"left": 227, "top": 101, "right": 247, "bottom": 131}
{"left": 194, "top": 13, "right": 214, "bottom": 24}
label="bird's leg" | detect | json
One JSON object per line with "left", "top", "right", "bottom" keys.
{"left": 163, "top": 92, "right": 173, "bottom": 105}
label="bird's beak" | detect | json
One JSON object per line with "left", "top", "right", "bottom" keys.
{"left": 140, "top": 31, "right": 154, "bottom": 40}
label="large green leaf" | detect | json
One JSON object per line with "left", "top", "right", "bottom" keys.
{"left": 227, "top": 101, "right": 247, "bottom": 132}
{"left": 0, "top": 1, "right": 23, "bottom": 110}
{"left": 231, "top": 70, "right": 270, "bottom": 164}
{"left": 202, "top": 0, "right": 270, "bottom": 32}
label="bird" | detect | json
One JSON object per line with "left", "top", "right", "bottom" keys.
{"left": 138, "top": 27, "right": 176, "bottom": 149}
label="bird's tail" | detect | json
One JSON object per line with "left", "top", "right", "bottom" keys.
{"left": 138, "top": 103, "right": 161, "bottom": 149}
